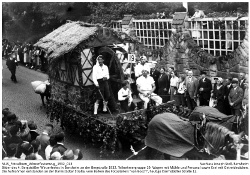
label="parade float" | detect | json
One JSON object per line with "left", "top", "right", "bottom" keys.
{"left": 34, "top": 21, "right": 172, "bottom": 157}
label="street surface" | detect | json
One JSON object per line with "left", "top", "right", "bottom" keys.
{"left": 2, "top": 60, "right": 117, "bottom": 160}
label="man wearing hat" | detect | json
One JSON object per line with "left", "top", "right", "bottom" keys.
{"left": 136, "top": 69, "right": 162, "bottom": 109}
{"left": 197, "top": 71, "right": 212, "bottom": 106}
{"left": 92, "top": 55, "right": 110, "bottom": 115}
{"left": 228, "top": 78, "right": 244, "bottom": 116}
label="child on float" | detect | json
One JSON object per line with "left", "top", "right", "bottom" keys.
{"left": 118, "top": 80, "right": 133, "bottom": 112}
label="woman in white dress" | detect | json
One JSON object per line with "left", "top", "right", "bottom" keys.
{"left": 23, "top": 44, "right": 29, "bottom": 66}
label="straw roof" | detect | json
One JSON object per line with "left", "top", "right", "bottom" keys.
{"left": 35, "top": 21, "right": 138, "bottom": 59}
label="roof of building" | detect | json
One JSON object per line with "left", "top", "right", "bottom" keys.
{"left": 121, "top": 15, "right": 133, "bottom": 25}
{"left": 35, "top": 21, "right": 138, "bottom": 59}
{"left": 172, "top": 12, "right": 187, "bottom": 25}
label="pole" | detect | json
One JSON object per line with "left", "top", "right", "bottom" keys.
{"left": 97, "top": 88, "right": 115, "bottom": 121}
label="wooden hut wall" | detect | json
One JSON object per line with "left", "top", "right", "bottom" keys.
{"left": 50, "top": 54, "right": 80, "bottom": 86}
{"left": 80, "top": 48, "right": 94, "bottom": 86}
{"left": 49, "top": 53, "right": 83, "bottom": 111}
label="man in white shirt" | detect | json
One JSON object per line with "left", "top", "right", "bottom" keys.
{"left": 134, "top": 56, "right": 150, "bottom": 78}
{"left": 92, "top": 55, "right": 110, "bottom": 115}
{"left": 136, "top": 70, "right": 162, "bottom": 109}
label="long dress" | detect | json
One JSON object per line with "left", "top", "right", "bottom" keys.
{"left": 213, "top": 85, "right": 225, "bottom": 114}
{"left": 158, "top": 73, "right": 169, "bottom": 103}
{"left": 23, "top": 47, "right": 28, "bottom": 63}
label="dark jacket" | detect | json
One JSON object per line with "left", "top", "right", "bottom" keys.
{"left": 150, "top": 69, "right": 160, "bottom": 93}
{"left": 228, "top": 86, "right": 244, "bottom": 109}
{"left": 158, "top": 73, "right": 169, "bottom": 102}
{"left": 224, "top": 84, "right": 233, "bottom": 115}
{"left": 6, "top": 58, "right": 16, "bottom": 70}
{"left": 29, "top": 131, "right": 40, "bottom": 143}
{"left": 198, "top": 78, "right": 212, "bottom": 100}
{"left": 213, "top": 85, "right": 225, "bottom": 113}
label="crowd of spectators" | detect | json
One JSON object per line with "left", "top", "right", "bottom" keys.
{"left": 121, "top": 56, "right": 248, "bottom": 135}
{"left": 2, "top": 109, "right": 83, "bottom": 160}
{"left": 2, "top": 39, "right": 48, "bottom": 72}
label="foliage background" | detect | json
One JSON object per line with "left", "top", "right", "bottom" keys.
{"left": 2, "top": 2, "right": 248, "bottom": 44}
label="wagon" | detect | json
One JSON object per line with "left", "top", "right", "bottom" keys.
{"left": 34, "top": 21, "right": 165, "bottom": 156}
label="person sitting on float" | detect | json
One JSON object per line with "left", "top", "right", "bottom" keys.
{"left": 136, "top": 69, "right": 162, "bottom": 109}
{"left": 118, "top": 80, "right": 133, "bottom": 113}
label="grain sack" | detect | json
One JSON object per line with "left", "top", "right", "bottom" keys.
{"left": 31, "top": 81, "right": 44, "bottom": 91}
{"left": 35, "top": 83, "right": 46, "bottom": 94}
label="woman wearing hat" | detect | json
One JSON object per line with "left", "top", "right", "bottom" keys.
{"left": 212, "top": 77, "right": 225, "bottom": 114}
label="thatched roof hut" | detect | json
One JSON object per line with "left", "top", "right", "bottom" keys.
{"left": 35, "top": 21, "right": 139, "bottom": 60}
{"left": 35, "top": 21, "right": 139, "bottom": 112}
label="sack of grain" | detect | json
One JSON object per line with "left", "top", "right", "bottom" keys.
{"left": 35, "top": 83, "right": 46, "bottom": 94}
{"left": 31, "top": 81, "right": 44, "bottom": 91}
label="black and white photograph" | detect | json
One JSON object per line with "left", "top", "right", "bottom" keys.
{"left": 1, "top": 1, "right": 249, "bottom": 173}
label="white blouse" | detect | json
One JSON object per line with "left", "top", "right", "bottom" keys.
{"left": 170, "top": 76, "right": 179, "bottom": 87}
{"left": 118, "top": 88, "right": 132, "bottom": 102}
{"left": 92, "top": 64, "right": 109, "bottom": 86}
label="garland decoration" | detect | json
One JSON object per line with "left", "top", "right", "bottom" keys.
{"left": 47, "top": 100, "right": 178, "bottom": 158}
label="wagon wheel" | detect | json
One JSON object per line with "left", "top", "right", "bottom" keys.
{"left": 98, "top": 46, "right": 124, "bottom": 84}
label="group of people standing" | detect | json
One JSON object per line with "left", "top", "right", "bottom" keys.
{"left": 2, "top": 108, "right": 83, "bottom": 160}
{"left": 3, "top": 39, "right": 49, "bottom": 84}
{"left": 92, "top": 54, "right": 248, "bottom": 120}
{"left": 2, "top": 40, "right": 48, "bottom": 72}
